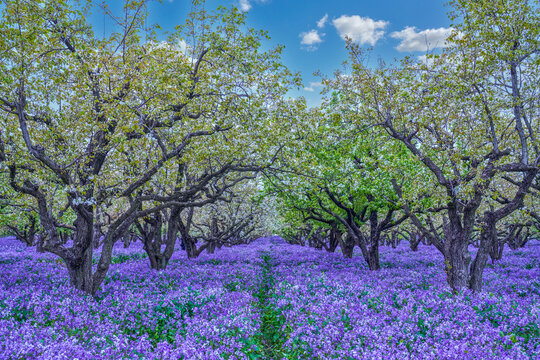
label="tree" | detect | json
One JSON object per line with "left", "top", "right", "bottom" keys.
{"left": 333, "top": 0, "right": 539, "bottom": 291}
{"left": 0, "top": 0, "right": 298, "bottom": 295}
{"left": 134, "top": 167, "right": 259, "bottom": 265}
{"left": 189, "top": 179, "right": 270, "bottom": 254}
{"left": 265, "top": 107, "right": 409, "bottom": 268}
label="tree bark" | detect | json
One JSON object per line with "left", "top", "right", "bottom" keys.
{"left": 366, "top": 237, "right": 380, "bottom": 271}
{"left": 138, "top": 207, "right": 182, "bottom": 270}
{"left": 206, "top": 241, "right": 216, "bottom": 254}
{"left": 182, "top": 235, "right": 209, "bottom": 258}
{"left": 64, "top": 214, "right": 96, "bottom": 294}
{"left": 339, "top": 234, "right": 356, "bottom": 259}
{"left": 66, "top": 245, "right": 93, "bottom": 293}
{"left": 469, "top": 215, "right": 496, "bottom": 292}
{"left": 326, "top": 226, "right": 341, "bottom": 253}
{"left": 409, "top": 233, "right": 421, "bottom": 252}
{"left": 441, "top": 214, "right": 473, "bottom": 292}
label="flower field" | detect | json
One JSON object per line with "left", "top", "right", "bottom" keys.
{"left": 0, "top": 237, "right": 538, "bottom": 359}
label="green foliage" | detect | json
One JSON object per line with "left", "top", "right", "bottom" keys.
{"left": 252, "top": 252, "right": 290, "bottom": 359}
{"left": 110, "top": 252, "right": 148, "bottom": 264}
{"left": 11, "top": 305, "right": 34, "bottom": 323}
{"left": 473, "top": 303, "right": 509, "bottom": 327}
{"left": 265, "top": 103, "right": 417, "bottom": 247}
{"left": 511, "top": 323, "right": 540, "bottom": 345}
{"left": 120, "top": 298, "right": 205, "bottom": 346}
{"left": 0, "top": 0, "right": 302, "bottom": 295}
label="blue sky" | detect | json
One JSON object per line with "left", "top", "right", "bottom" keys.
{"left": 95, "top": 0, "right": 454, "bottom": 107}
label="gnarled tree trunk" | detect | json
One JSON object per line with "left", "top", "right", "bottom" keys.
{"left": 137, "top": 207, "right": 182, "bottom": 270}
{"left": 339, "top": 234, "right": 356, "bottom": 259}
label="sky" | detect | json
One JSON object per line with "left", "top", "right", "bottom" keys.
{"left": 94, "top": 0, "right": 454, "bottom": 107}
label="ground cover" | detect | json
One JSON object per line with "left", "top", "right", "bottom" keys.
{"left": 0, "top": 237, "right": 538, "bottom": 359}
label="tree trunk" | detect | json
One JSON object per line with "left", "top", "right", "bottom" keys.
{"left": 36, "top": 232, "right": 46, "bottom": 253}
{"left": 182, "top": 236, "right": 209, "bottom": 258}
{"left": 140, "top": 212, "right": 165, "bottom": 270}
{"left": 309, "top": 232, "right": 324, "bottom": 250}
{"left": 206, "top": 241, "right": 216, "bottom": 254}
{"left": 62, "top": 213, "right": 97, "bottom": 294}
{"left": 326, "top": 227, "right": 340, "bottom": 253}
{"left": 339, "top": 234, "right": 356, "bottom": 259}
{"left": 508, "top": 235, "right": 529, "bottom": 250}
{"left": 178, "top": 207, "right": 204, "bottom": 259}
{"left": 205, "top": 217, "right": 219, "bottom": 254}
{"left": 158, "top": 206, "right": 181, "bottom": 268}
{"left": 183, "top": 235, "right": 198, "bottom": 258}
{"left": 138, "top": 208, "right": 181, "bottom": 270}
{"left": 470, "top": 167, "right": 538, "bottom": 291}
{"left": 489, "top": 237, "right": 504, "bottom": 262}
{"left": 469, "top": 216, "right": 495, "bottom": 292}
{"left": 93, "top": 225, "right": 102, "bottom": 249}
{"left": 146, "top": 249, "right": 167, "bottom": 270}
{"left": 366, "top": 237, "right": 380, "bottom": 271}
{"left": 444, "top": 247, "right": 470, "bottom": 292}
{"left": 356, "top": 210, "right": 382, "bottom": 271}
{"left": 8, "top": 214, "right": 38, "bottom": 247}
{"left": 410, "top": 240, "right": 419, "bottom": 251}
{"left": 442, "top": 218, "right": 472, "bottom": 292}
{"left": 90, "top": 232, "right": 117, "bottom": 296}
{"left": 66, "top": 240, "right": 94, "bottom": 293}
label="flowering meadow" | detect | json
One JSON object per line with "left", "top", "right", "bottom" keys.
{"left": 0, "top": 236, "right": 538, "bottom": 359}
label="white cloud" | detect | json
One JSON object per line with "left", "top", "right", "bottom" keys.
{"left": 390, "top": 26, "right": 454, "bottom": 52}
{"left": 333, "top": 15, "right": 388, "bottom": 46}
{"left": 238, "top": 0, "right": 268, "bottom": 12}
{"left": 300, "top": 30, "right": 323, "bottom": 45}
{"left": 300, "top": 30, "right": 325, "bottom": 51}
{"left": 317, "top": 14, "right": 328, "bottom": 28}
{"left": 304, "top": 81, "right": 323, "bottom": 92}
{"left": 239, "top": 0, "right": 251, "bottom": 11}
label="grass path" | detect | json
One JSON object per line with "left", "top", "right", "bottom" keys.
{"left": 253, "top": 251, "right": 289, "bottom": 359}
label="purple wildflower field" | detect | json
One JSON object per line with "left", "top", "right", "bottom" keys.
{"left": 0, "top": 236, "right": 538, "bottom": 359}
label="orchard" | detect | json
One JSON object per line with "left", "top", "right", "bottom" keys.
{"left": 0, "top": 0, "right": 538, "bottom": 358}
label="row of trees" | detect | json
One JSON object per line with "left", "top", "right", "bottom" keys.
{"left": 0, "top": 0, "right": 538, "bottom": 296}
{"left": 0, "top": 0, "right": 300, "bottom": 295}
{"left": 266, "top": 0, "right": 539, "bottom": 292}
